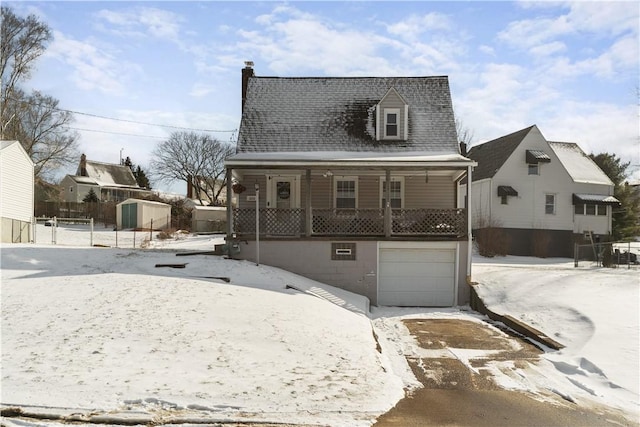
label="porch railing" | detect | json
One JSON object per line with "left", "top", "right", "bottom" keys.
{"left": 232, "top": 208, "right": 466, "bottom": 238}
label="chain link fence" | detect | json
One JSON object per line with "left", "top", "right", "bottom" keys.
{"left": 574, "top": 241, "right": 639, "bottom": 269}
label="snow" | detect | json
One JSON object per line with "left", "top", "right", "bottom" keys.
{"left": 2, "top": 225, "right": 639, "bottom": 425}
{"left": 472, "top": 254, "right": 639, "bottom": 419}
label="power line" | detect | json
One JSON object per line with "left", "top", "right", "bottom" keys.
{"left": 66, "top": 127, "right": 168, "bottom": 139}
{"left": 62, "top": 108, "right": 237, "bottom": 133}
{"left": 6, "top": 95, "right": 237, "bottom": 133}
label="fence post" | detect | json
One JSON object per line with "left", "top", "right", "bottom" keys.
{"left": 629, "top": 241, "right": 632, "bottom": 270}
{"left": 574, "top": 243, "right": 578, "bottom": 267}
{"left": 115, "top": 227, "right": 118, "bottom": 248}
{"left": 133, "top": 229, "right": 136, "bottom": 248}
{"left": 150, "top": 219, "right": 153, "bottom": 241}
{"left": 52, "top": 216, "right": 57, "bottom": 244}
{"left": 32, "top": 216, "right": 36, "bottom": 243}
{"left": 90, "top": 218, "right": 94, "bottom": 247}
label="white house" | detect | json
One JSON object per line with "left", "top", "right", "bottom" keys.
{"left": 461, "top": 125, "right": 618, "bottom": 257}
{"left": 1, "top": 141, "right": 34, "bottom": 243}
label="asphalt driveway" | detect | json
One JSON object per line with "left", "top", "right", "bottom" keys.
{"left": 374, "top": 318, "right": 630, "bottom": 427}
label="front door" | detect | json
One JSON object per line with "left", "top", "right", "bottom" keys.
{"left": 267, "top": 176, "right": 299, "bottom": 209}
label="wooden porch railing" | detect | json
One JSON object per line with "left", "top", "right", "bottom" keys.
{"left": 232, "top": 208, "right": 467, "bottom": 238}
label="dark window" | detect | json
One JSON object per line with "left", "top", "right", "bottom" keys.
{"left": 597, "top": 205, "right": 607, "bottom": 216}
{"left": 386, "top": 112, "right": 398, "bottom": 137}
{"left": 575, "top": 204, "right": 584, "bottom": 215}
{"left": 336, "top": 180, "right": 356, "bottom": 209}
{"left": 586, "top": 204, "right": 596, "bottom": 215}
{"left": 501, "top": 195, "right": 508, "bottom": 205}
{"left": 528, "top": 164, "right": 539, "bottom": 175}
{"left": 545, "top": 194, "right": 555, "bottom": 214}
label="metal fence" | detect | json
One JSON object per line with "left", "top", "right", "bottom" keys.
{"left": 574, "top": 241, "right": 639, "bottom": 269}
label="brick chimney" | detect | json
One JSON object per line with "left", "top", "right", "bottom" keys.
{"left": 79, "top": 153, "right": 88, "bottom": 176}
{"left": 242, "top": 61, "right": 254, "bottom": 112}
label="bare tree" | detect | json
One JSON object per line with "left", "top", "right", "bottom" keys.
{"left": 455, "top": 115, "right": 474, "bottom": 149}
{"left": 1, "top": 6, "right": 79, "bottom": 179}
{"left": 1, "top": 5, "right": 51, "bottom": 135}
{"left": 5, "top": 90, "right": 79, "bottom": 179}
{"left": 151, "top": 131, "right": 235, "bottom": 205}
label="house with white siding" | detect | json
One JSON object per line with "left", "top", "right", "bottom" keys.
{"left": 1, "top": 141, "right": 34, "bottom": 243}
{"left": 223, "top": 63, "right": 476, "bottom": 307}
{"left": 461, "top": 125, "right": 618, "bottom": 257}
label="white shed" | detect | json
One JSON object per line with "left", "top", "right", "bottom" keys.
{"left": 116, "top": 199, "right": 171, "bottom": 230}
{"left": 1, "top": 141, "right": 34, "bottom": 243}
{"left": 191, "top": 205, "right": 227, "bottom": 233}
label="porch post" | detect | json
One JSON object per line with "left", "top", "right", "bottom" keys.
{"left": 384, "top": 169, "right": 391, "bottom": 238}
{"left": 305, "top": 169, "right": 312, "bottom": 237}
{"left": 466, "top": 165, "right": 473, "bottom": 280}
{"left": 226, "top": 167, "right": 233, "bottom": 242}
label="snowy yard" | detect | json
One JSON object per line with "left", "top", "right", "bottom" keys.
{"left": 1, "top": 225, "right": 639, "bottom": 425}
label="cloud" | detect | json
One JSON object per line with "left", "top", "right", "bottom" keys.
{"left": 94, "top": 7, "right": 183, "bottom": 42}
{"left": 44, "top": 31, "right": 140, "bottom": 96}
{"left": 385, "top": 12, "right": 451, "bottom": 42}
{"left": 498, "top": 2, "right": 638, "bottom": 48}
{"left": 529, "top": 41, "right": 566, "bottom": 57}
{"left": 189, "top": 82, "right": 217, "bottom": 98}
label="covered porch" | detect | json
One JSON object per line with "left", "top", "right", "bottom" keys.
{"left": 225, "top": 152, "right": 475, "bottom": 241}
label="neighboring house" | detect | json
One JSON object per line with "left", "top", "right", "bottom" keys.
{"left": 461, "top": 125, "right": 618, "bottom": 257}
{"left": 61, "top": 154, "right": 151, "bottom": 203}
{"left": 224, "top": 63, "right": 476, "bottom": 307}
{"left": 1, "top": 141, "right": 34, "bottom": 243}
{"left": 116, "top": 198, "right": 171, "bottom": 230}
{"left": 187, "top": 176, "right": 230, "bottom": 206}
{"left": 191, "top": 205, "right": 226, "bottom": 233}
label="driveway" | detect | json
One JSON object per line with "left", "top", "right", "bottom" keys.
{"left": 374, "top": 318, "right": 630, "bottom": 427}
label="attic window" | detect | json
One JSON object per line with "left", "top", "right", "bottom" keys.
{"left": 384, "top": 109, "right": 399, "bottom": 138}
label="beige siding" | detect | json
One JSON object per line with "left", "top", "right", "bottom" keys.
{"left": 1, "top": 142, "right": 34, "bottom": 223}
{"left": 235, "top": 173, "right": 457, "bottom": 210}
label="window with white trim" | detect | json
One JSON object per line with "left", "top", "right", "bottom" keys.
{"left": 575, "top": 204, "right": 607, "bottom": 216}
{"left": 384, "top": 108, "right": 400, "bottom": 139}
{"left": 334, "top": 177, "right": 357, "bottom": 209}
{"left": 528, "top": 164, "right": 539, "bottom": 175}
{"left": 380, "top": 177, "right": 404, "bottom": 208}
{"left": 545, "top": 194, "right": 556, "bottom": 215}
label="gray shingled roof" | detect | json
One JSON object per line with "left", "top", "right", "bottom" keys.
{"left": 237, "top": 76, "right": 459, "bottom": 154}
{"left": 466, "top": 126, "right": 535, "bottom": 181}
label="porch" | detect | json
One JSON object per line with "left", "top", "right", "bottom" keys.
{"left": 232, "top": 207, "right": 466, "bottom": 239}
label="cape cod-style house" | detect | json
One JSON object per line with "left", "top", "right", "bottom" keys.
{"left": 223, "top": 63, "right": 476, "bottom": 307}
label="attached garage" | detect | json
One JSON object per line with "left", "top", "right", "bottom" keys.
{"left": 378, "top": 242, "right": 458, "bottom": 307}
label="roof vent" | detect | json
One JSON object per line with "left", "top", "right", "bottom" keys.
{"left": 244, "top": 60, "right": 254, "bottom": 68}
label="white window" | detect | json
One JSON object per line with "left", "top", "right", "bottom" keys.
{"left": 545, "top": 194, "right": 555, "bottom": 215}
{"left": 334, "top": 177, "right": 357, "bottom": 209}
{"left": 384, "top": 108, "right": 400, "bottom": 138}
{"left": 528, "top": 164, "right": 539, "bottom": 175}
{"left": 576, "top": 203, "right": 608, "bottom": 216}
{"left": 380, "top": 177, "right": 404, "bottom": 208}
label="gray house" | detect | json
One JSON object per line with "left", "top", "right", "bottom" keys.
{"left": 224, "top": 63, "right": 475, "bottom": 307}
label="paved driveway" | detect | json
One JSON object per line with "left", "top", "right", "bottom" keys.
{"left": 374, "top": 318, "right": 629, "bottom": 427}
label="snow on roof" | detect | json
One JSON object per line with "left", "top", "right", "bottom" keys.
{"left": 549, "top": 142, "right": 613, "bottom": 185}
{"left": 227, "top": 151, "right": 474, "bottom": 167}
{"left": 238, "top": 76, "right": 460, "bottom": 155}
{"left": 79, "top": 160, "right": 139, "bottom": 188}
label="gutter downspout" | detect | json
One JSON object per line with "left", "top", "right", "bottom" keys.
{"left": 466, "top": 164, "right": 473, "bottom": 281}
{"left": 225, "top": 167, "right": 233, "bottom": 256}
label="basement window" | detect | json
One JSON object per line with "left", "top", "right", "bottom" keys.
{"left": 332, "top": 242, "right": 357, "bottom": 261}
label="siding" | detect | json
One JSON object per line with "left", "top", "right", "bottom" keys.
{"left": 0, "top": 141, "right": 34, "bottom": 222}
{"left": 236, "top": 173, "right": 455, "bottom": 210}
{"left": 378, "top": 90, "right": 407, "bottom": 140}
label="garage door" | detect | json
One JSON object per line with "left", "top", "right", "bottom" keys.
{"left": 378, "top": 248, "right": 456, "bottom": 307}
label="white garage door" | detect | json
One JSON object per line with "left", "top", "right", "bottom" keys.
{"left": 378, "top": 248, "right": 456, "bottom": 307}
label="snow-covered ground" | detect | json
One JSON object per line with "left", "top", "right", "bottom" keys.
{"left": 1, "top": 225, "right": 639, "bottom": 425}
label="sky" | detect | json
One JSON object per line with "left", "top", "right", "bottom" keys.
{"left": 7, "top": 1, "right": 640, "bottom": 194}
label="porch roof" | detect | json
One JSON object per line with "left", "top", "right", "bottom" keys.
{"left": 226, "top": 151, "right": 476, "bottom": 169}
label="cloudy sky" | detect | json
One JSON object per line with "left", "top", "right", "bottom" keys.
{"left": 9, "top": 1, "right": 640, "bottom": 193}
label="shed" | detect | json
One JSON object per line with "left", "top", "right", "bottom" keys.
{"left": 1, "top": 141, "right": 34, "bottom": 243}
{"left": 116, "top": 199, "right": 171, "bottom": 230}
{"left": 191, "top": 205, "right": 227, "bottom": 233}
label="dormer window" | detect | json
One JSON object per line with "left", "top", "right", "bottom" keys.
{"left": 384, "top": 109, "right": 399, "bottom": 138}
{"left": 376, "top": 87, "right": 408, "bottom": 141}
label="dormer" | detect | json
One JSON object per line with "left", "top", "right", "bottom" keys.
{"left": 376, "top": 87, "right": 408, "bottom": 141}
